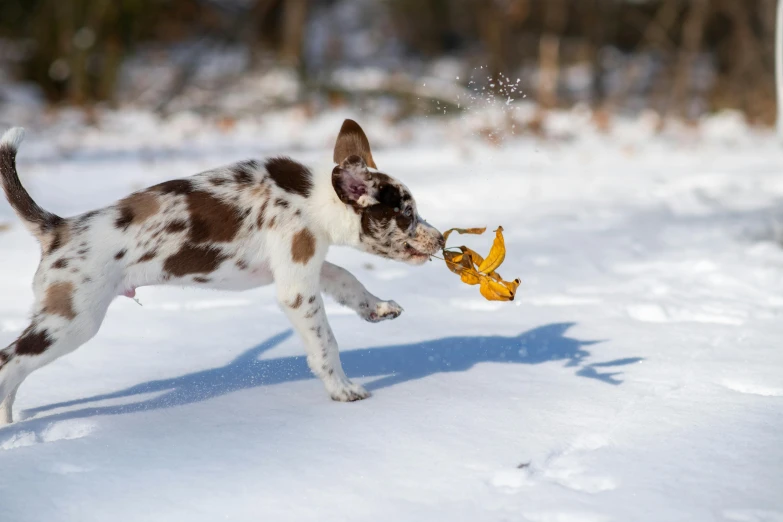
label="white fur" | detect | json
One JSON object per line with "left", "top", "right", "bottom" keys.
{"left": 1, "top": 127, "right": 25, "bottom": 150}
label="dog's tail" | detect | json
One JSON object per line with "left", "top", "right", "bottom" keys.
{"left": 1, "top": 127, "right": 62, "bottom": 241}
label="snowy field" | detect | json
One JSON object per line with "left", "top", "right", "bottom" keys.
{"left": 1, "top": 109, "right": 782, "bottom": 522}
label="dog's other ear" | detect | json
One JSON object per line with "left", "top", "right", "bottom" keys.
{"left": 333, "top": 119, "right": 377, "bottom": 169}
{"left": 332, "top": 156, "right": 377, "bottom": 207}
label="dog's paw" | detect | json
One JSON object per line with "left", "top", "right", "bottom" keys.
{"left": 328, "top": 379, "right": 371, "bottom": 402}
{"left": 364, "top": 300, "right": 404, "bottom": 323}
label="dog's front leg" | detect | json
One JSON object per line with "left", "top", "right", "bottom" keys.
{"left": 273, "top": 260, "right": 370, "bottom": 402}
{"left": 321, "top": 262, "right": 403, "bottom": 322}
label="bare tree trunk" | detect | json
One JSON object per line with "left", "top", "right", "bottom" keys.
{"left": 478, "top": 0, "right": 508, "bottom": 79}
{"left": 641, "top": 0, "right": 682, "bottom": 53}
{"left": 280, "top": 0, "right": 308, "bottom": 68}
{"left": 538, "top": 34, "right": 560, "bottom": 109}
{"left": 54, "top": 0, "right": 78, "bottom": 104}
{"left": 670, "top": 0, "right": 709, "bottom": 119}
{"left": 247, "top": 0, "right": 279, "bottom": 68}
{"left": 538, "top": 0, "right": 567, "bottom": 109}
{"left": 718, "top": 0, "right": 775, "bottom": 122}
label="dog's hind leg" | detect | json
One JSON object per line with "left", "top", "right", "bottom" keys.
{"left": 0, "top": 382, "right": 19, "bottom": 425}
{"left": 320, "top": 262, "right": 403, "bottom": 323}
{"left": 0, "top": 280, "right": 115, "bottom": 425}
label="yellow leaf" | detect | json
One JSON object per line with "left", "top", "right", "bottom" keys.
{"left": 459, "top": 266, "right": 482, "bottom": 286}
{"left": 479, "top": 274, "right": 519, "bottom": 301}
{"left": 477, "top": 226, "right": 506, "bottom": 274}
{"left": 460, "top": 246, "right": 485, "bottom": 269}
{"left": 443, "top": 227, "right": 486, "bottom": 244}
{"left": 441, "top": 224, "right": 520, "bottom": 302}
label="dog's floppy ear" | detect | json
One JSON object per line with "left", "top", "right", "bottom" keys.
{"left": 332, "top": 155, "right": 378, "bottom": 207}
{"left": 333, "top": 119, "right": 377, "bottom": 169}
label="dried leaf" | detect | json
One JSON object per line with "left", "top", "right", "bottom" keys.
{"left": 444, "top": 249, "right": 482, "bottom": 284}
{"left": 460, "top": 246, "right": 485, "bottom": 268}
{"left": 477, "top": 226, "right": 505, "bottom": 274}
{"left": 479, "top": 275, "right": 519, "bottom": 301}
{"left": 441, "top": 225, "right": 520, "bottom": 301}
{"left": 442, "top": 227, "right": 487, "bottom": 244}
{"left": 443, "top": 250, "right": 466, "bottom": 276}
{"left": 459, "top": 266, "right": 482, "bottom": 286}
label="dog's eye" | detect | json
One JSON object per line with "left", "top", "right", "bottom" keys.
{"left": 403, "top": 208, "right": 412, "bottom": 217}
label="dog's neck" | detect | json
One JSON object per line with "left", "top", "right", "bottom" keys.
{"left": 305, "top": 162, "right": 362, "bottom": 247}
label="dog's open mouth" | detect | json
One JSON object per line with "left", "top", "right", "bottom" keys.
{"left": 404, "top": 242, "right": 431, "bottom": 260}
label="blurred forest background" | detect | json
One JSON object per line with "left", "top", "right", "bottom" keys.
{"left": 0, "top": 0, "right": 777, "bottom": 126}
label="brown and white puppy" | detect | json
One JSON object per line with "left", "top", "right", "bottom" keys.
{"left": 0, "top": 120, "right": 444, "bottom": 425}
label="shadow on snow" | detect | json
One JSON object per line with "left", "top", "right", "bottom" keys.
{"left": 5, "top": 322, "right": 642, "bottom": 435}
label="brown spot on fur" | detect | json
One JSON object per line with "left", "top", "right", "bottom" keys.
{"left": 275, "top": 198, "right": 289, "bottom": 208}
{"left": 163, "top": 244, "right": 227, "bottom": 277}
{"left": 115, "top": 249, "right": 126, "bottom": 260}
{"left": 233, "top": 161, "right": 258, "bottom": 184}
{"left": 152, "top": 179, "right": 194, "bottom": 195}
{"left": 194, "top": 276, "right": 211, "bottom": 283}
{"left": 137, "top": 250, "right": 158, "bottom": 263}
{"left": 308, "top": 295, "right": 316, "bottom": 304}
{"left": 291, "top": 228, "right": 316, "bottom": 264}
{"left": 52, "top": 258, "right": 69, "bottom": 269}
{"left": 186, "top": 191, "right": 243, "bottom": 243}
{"left": 116, "top": 192, "right": 160, "bottom": 230}
{"left": 15, "top": 326, "right": 53, "bottom": 356}
{"left": 78, "top": 210, "right": 100, "bottom": 223}
{"left": 43, "top": 282, "right": 77, "bottom": 319}
{"left": 289, "top": 294, "right": 303, "bottom": 309}
{"left": 358, "top": 180, "right": 413, "bottom": 239}
{"left": 114, "top": 208, "right": 134, "bottom": 230}
{"left": 48, "top": 224, "right": 70, "bottom": 254}
{"left": 165, "top": 220, "right": 189, "bottom": 234}
{"left": 305, "top": 306, "right": 321, "bottom": 319}
{"left": 235, "top": 259, "right": 248, "bottom": 270}
{"left": 256, "top": 200, "right": 268, "bottom": 229}
{"left": 265, "top": 157, "right": 313, "bottom": 198}
{"left": 250, "top": 182, "right": 271, "bottom": 199}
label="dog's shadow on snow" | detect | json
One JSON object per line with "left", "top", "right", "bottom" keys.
{"left": 11, "top": 322, "right": 641, "bottom": 429}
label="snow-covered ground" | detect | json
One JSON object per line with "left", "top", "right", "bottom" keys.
{"left": 1, "top": 109, "right": 782, "bottom": 522}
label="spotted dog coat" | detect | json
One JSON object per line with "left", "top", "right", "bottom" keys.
{"left": 0, "top": 120, "right": 444, "bottom": 425}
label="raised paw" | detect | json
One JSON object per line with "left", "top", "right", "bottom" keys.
{"left": 327, "top": 379, "right": 371, "bottom": 402}
{"left": 364, "top": 300, "right": 404, "bottom": 323}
